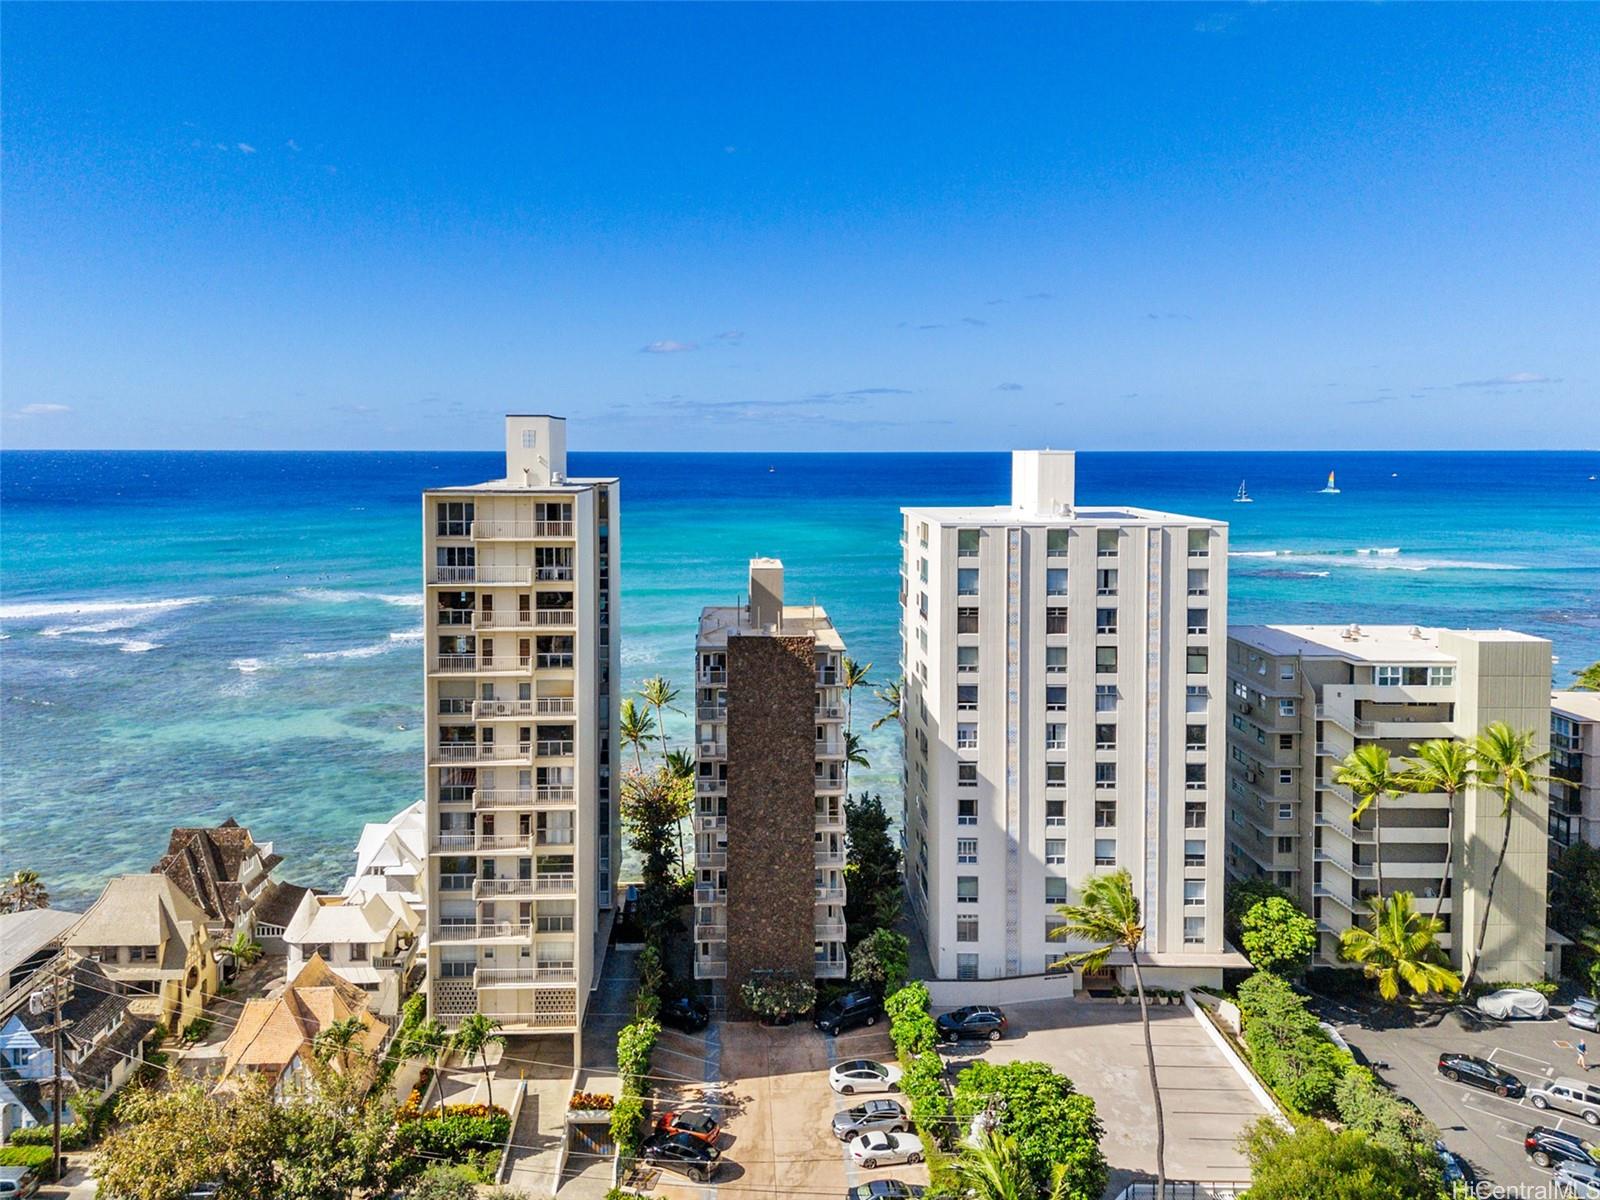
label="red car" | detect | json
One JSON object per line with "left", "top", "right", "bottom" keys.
{"left": 654, "top": 1110, "right": 721, "bottom": 1146}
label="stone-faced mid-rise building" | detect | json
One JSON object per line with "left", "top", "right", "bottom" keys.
{"left": 900, "top": 451, "right": 1236, "bottom": 990}
{"left": 1551, "top": 690, "right": 1600, "bottom": 852}
{"left": 692, "top": 559, "right": 849, "bottom": 997}
{"left": 423, "top": 415, "right": 620, "bottom": 1054}
{"left": 1226, "top": 623, "right": 1556, "bottom": 980}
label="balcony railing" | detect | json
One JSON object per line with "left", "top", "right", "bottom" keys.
{"left": 815, "top": 960, "right": 848, "bottom": 979}
{"left": 534, "top": 566, "right": 574, "bottom": 582}
{"left": 815, "top": 920, "right": 846, "bottom": 941}
{"left": 815, "top": 773, "right": 845, "bottom": 793}
{"left": 816, "top": 740, "right": 844, "bottom": 758}
{"left": 694, "top": 885, "right": 727, "bottom": 906}
{"left": 815, "top": 807, "right": 845, "bottom": 829}
{"left": 478, "top": 965, "right": 576, "bottom": 985}
{"left": 428, "top": 566, "right": 533, "bottom": 586}
{"left": 696, "top": 812, "right": 728, "bottom": 830}
{"left": 696, "top": 778, "right": 727, "bottom": 796}
{"left": 815, "top": 884, "right": 847, "bottom": 903}
{"left": 434, "top": 921, "right": 532, "bottom": 942}
{"left": 699, "top": 741, "right": 727, "bottom": 760}
{"left": 474, "top": 698, "right": 534, "bottom": 719}
{"left": 473, "top": 874, "right": 576, "bottom": 899}
{"left": 472, "top": 786, "right": 575, "bottom": 809}
{"left": 696, "top": 705, "right": 727, "bottom": 722}
{"left": 815, "top": 703, "right": 844, "bottom": 720}
{"left": 371, "top": 954, "right": 406, "bottom": 971}
{"left": 473, "top": 520, "right": 574, "bottom": 541}
{"left": 699, "top": 669, "right": 727, "bottom": 685}
{"left": 694, "top": 922, "right": 728, "bottom": 942}
{"left": 695, "top": 960, "right": 728, "bottom": 979}
{"left": 814, "top": 848, "right": 846, "bottom": 868}
{"left": 697, "top": 851, "right": 727, "bottom": 869}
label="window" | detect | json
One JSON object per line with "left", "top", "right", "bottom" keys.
{"left": 1096, "top": 723, "right": 1116, "bottom": 750}
{"left": 919, "top": 521, "right": 929, "bottom": 547}
{"left": 1046, "top": 797, "right": 1066, "bottom": 826}
{"left": 127, "top": 946, "right": 156, "bottom": 963}
{"left": 956, "top": 915, "right": 979, "bottom": 942}
{"left": 1185, "top": 763, "right": 1206, "bottom": 790}
{"left": 1045, "top": 723, "right": 1067, "bottom": 750}
{"left": 1185, "top": 801, "right": 1206, "bottom": 829}
{"left": 1046, "top": 686, "right": 1067, "bottom": 712}
{"left": 1186, "top": 648, "right": 1209, "bottom": 675}
{"left": 1046, "top": 568, "right": 1069, "bottom": 596}
{"left": 957, "top": 568, "right": 980, "bottom": 596}
{"left": 1183, "top": 916, "right": 1205, "bottom": 945}
{"left": 1278, "top": 698, "right": 1296, "bottom": 717}
{"left": 957, "top": 796, "right": 977, "bottom": 826}
{"left": 1096, "top": 684, "right": 1118, "bottom": 712}
{"left": 1047, "top": 529, "right": 1069, "bottom": 555}
{"left": 1375, "top": 665, "right": 1402, "bottom": 686}
{"left": 957, "top": 684, "right": 978, "bottom": 711}
{"left": 1278, "top": 803, "right": 1294, "bottom": 820}
{"left": 1045, "top": 839, "right": 1066, "bottom": 865}
{"left": 1427, "top": 666, "right": 1455, "bottom": 686}
{"left": 1094, "top": 838, "right": 1116, "bottom": 867}
{"left": 1184, "top": 879, "right": 1206, "bottom": 907}
{"left": 521, "top": 429, "right": 536, "bottom": 449}
{"left": 1278, "top": 768, "right": 1293, "bottom": 785}
{"left": 1187, "top": 568, "right": 1209, "bottom": 596}
{"left": 957, "top": 645, "right": 980, "bottom": 671}
{"left": 1094, "top": 607, "right": 1117, "bottom": 635}
{"left": 1188, "top": 529, "right": 1209, "bottom": 556}
{"left": 957, "top": 876, "right": 979, "bottom": 904}
{"left": 1094, "top": 799, "right": 1116, "bottom": 828}
{"left": 918, "top": 592, "right": 929, "bottom": 619}
{"left": 957, "top": 953, "right": 979, "bottom": 980}
{"left": 1187, "top": 607, "right": 1208, "bottom": 634}
{"left": 1045, "top": 762, "right": 1066, "bottom": 787}
{"left": 1186, "top": 685, "right": 1209, "bottom": 713}
{"left": 1046, "top": 607, "right": 1069, "bottom": 635}
{"left": 348, "top": 943, "right": 369, "bottom": 963}
{"left": 1096, "top": 568, "right": 1118, "bottom": 596}
{"left": 958, "top": 761, "right": 978, "bottom": 787}
{"left": 956, "top": 838, "right": 978, "bottom": 864}
{"left": 1096, "top": 646, "right": 1118, "bottom": 674}
{"left": 1186, "top": 724, "right": 1206, "bottom": 750}
{"left": 1184, "top": 839, "right": 1206, "bottom": 867}
{"left": 1097, "top": 529, "right": 1119, "bottom": 557}
{"left": 958, "top": 529, "right": 980, "bottom": 557}
{"left": 1278, "top": 732, "right": 1293, "bottom": 750}
{"left": 1277, "top": 836, "right": 1294, "bottom": 854}
{"left": 1046, "top": 646, "right": 1068, "bottom": 674}
{"left": 957, "top": 723, "right": 978, "bottom": 750}
{"left": 1095, "top": 762, "right": 1117, "bottom": 788}
{"left": 957, "top": 607, "right": 979, "bottom": 634}
{"left": 1046, "top": 877, "right": 1068, "bottom": 904}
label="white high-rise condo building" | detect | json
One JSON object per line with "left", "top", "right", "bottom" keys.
{"left": 900, "top": 451, "right": 1236, "bottom": 990}
{"left": 1226, "top": 624, "right": 1556, "bottom": 980}
{"left": 423, "top": 415, "right": 619, "bottom": 1053}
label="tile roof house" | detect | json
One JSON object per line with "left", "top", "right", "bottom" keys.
{"left": 217, "top": 955, "right": 387, "bottom": 1097}
{"left": 282, "top": 890, "right": 420, "bottom": 1019}
{"left": 152, "top": 818, "right": 293, "bottom": 948}
{"left": 64, "top": 874, "right": 219, "bottom": 1032}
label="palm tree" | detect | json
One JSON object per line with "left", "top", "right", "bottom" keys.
{"left": 637, "top": 675, "right": 682, "bottom": 761}
{"left": 870, "top": 677, "right": 903, "bottom": 732}
{"left": 844, "top": 731, "right": 870, "bottom": 773}
{"left": 1402, "top": 739, "right": 1475, "bottom": 927}
{"left": 1338, "top": 891, "right": 1462, "bottom": 1001}
{"left": 226, "top": 930, "right": 263, "bottom": 968}
{"left": 618, "top": 698, "right": 655, "bottom": 772}
{"left": 1335, "top": 744, "right": 1407, "bottom": 901}
{"left": 0, "top": 869, "right": 49, "bottom": 914}
{"left": 313, "top": 1015, "right": 369, "bottom": 1074}
{"left": 951, "top": 1131, "right": 1034, "bottom": 1200}
{"left": 1573, "top": 661, "right": 1600, "bottom": 691}
{"left": 1466, "top": 722, "right": 1551, "bottom": 990}
{"left": 1050, "top": 869, "right": 1164, "bottom": 1196}
{"left": 840, "top": 657, "right": 872, "bottom": 796}
{"left": 452, "top": 1012, "right": 506, "bottom": 1108}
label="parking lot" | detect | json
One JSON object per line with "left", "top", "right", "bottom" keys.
{"left": 637, "top": 1016, "right": 931, "bottom": 1200}
{"left": 1323, "top": 998, "right": 1597, "bottom": 1191}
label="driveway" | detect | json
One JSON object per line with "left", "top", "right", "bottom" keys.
{"left": 635, "top": 1018, "right": 930, "bottom": 1200}
{"left": 1321, "top": 999, "right": 1597, "bottom": 1191}
{"left": 936, "top": 998, "right": 1262, "bottom": 1192}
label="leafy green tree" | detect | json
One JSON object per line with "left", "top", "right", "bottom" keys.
{"left": 1239, "top": 1117, "right": 1439, "bottom": 1200}
{"left": 1401, "top": 739, "right": 1475, "bottom": 926}
{"left": 844, "top": 729, "right": 871, "bottom": 771}
{"left": 0, "top": 869, "right": 48, "bottom": 914}
{"left": 1239, "top": 896, "right": 1318, "bottom": 976}
{"left": 1336, "top": 744, "right": 1408, "bottom": 899}
{"left": 849, "top": 927, "right": 909, "bottom": 994}
{"left": 1225, "top": 877, "right": 1293, "bottom": 949}
{"left": 637, "top": 676, "right": 687, "bottom": 862}
{"left": 621, "top": 765, "right": 693, "bottom": 943}
{"left": 1334, "top": 1066, "right": 1440, "bottom": 1168}
{"left": 1049, "top": 869, "right": 1161, "bottom": 1194}
{"left": 844, "top": 793, "right": 904, "bottom": 939}
{"left": 951, "top": 1061, "right": 1107, "bottom": 1200}
{"left": 1572, "top": 661, "right": 1600, "bottom": 691}
{"left": 1339, "top": 892, "right": 1462, "bottom": 1002}
{"left": 1467, "top": 722, "right": 1550, "bottom": 989}
{"left": 451, "top": 1013, "right": 505, "bottom": 1108}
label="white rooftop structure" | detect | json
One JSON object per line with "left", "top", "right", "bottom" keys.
{"left": 343, "top": 799, "right": 426, "bottom": 907}
{"left": 1553, "top": 690, "right": 1600, "bottom": 724}
{"left": 1231, "top": 623, "right": 1547, "bottom": 664}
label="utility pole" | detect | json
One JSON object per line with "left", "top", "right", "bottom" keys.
{"left": 28, "top": 956, "right": 73, "bottom": 1185}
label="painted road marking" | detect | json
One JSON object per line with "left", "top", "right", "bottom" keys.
{"left": 1491, "top": 1047, "right": 1555, "bottom": 1071}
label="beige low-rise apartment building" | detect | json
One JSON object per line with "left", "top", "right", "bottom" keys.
{"left": 1226, "top": 623, "right": 1556, "bottom": 980}
{"left": 1551, "top": 691, "right": 1600, "bottom": 852}
{"left": 692, "top": 559, "right": 851, "bottom": 995}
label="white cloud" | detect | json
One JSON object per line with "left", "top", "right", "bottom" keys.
{"left": 1455, "top": 372, "right": 1556, "bottom": 388}
{"left": 641, "top": 340, "right": 698, "bottom": 354}
{"left": 286, "top": 139, "right": 301, "bottom": 152}
{"left": 237, "top": 142, "right": 257, "bottom": 154}
{"left": 17, "top": 403, "right": 71, "bottom": 415}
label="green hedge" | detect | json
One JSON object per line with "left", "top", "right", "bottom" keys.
{"left": 0, "top": 1145, "right": 54, "bottom": 1170}
{"left": 610, "top": 1092, "right": 646, "bottom": 1160}
{"left": 8, "top": 1123, "right": 88, "bottom": 1149}
{"left": 1237, "top": 972, "right": 1351, "bottom": 1115}
{"left": 616, "top": 1019, "right": 659, "bottom": 1094}
{"left": 885, "top": 982, "right": 939, "bottom": 1058}
{"left": 403, "top": 1109, "right": 511, "bottom": 1159}
{"left": 901, "top": 1049, "right": 953, "bottom": 1150}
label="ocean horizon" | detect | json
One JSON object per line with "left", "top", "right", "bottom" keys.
{"left": 3, "top": 448, "right": 1597, "bottom": 908}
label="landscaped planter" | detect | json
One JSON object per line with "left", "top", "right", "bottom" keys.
{"left": 566, "top": 1108, "right": 614, "bottom": 1125}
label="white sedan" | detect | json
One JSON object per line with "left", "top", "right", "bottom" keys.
{"left": 1476, "top": 988, "right": 1550, "bottom": 1021}
{"left": 829, "top": 1059, "right": 903, "bottom": 1096}
{"left": 847, "top": 1130, "right": 925, "bottom": 1169}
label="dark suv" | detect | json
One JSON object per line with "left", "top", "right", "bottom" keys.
{"left": 816, "top": 989, "right": 884, "bottom": 1037}
{"left": 1526, "top": 1125, "right": 1600, "bottom": 1170}
{"left": 1438, "top": 1052, "right": 1524, "bottom": 1097}
{"left": 659, "top": 995, "right": 711, "bottom": 1033}
{"left": 936, "top": 1005, "right": 1008, "bottom": 1042}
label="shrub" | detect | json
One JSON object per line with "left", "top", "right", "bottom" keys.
{"left": 616, "top": 1018, "right": 659, "bottom": 1093}
{"left": 1334, "top": 1066, "right": 1440, "bottom": 1167}
{"left": 610, "top": 1091, "right": 647, "bottom": 1159}
{"left": 8, "top": 1123, "right": 88, "bottom": 1149}
{"left": 569, "top": 1091, "right": 615, "bottom": 1111}
{"left": 1470, "top": 979, "right": 1558, "bottom": 998}
{"left": 885, "top": 980, "right": 930, "bottom": 1024}
{"left": 901, "top": 1049, "right": 952, "bottom": 1149}
{"left": 1239, "top": 1116, "right": 1439, "bottom": 1200}
{"left": 179, "top": 1015, "right": 215, "bottom": 1044}
{"left": 739, "top": 974, "right": 815, "bottom": 1019}
{"left": 850, "top": 928, "right": 910, "bottom": 994}
{"left": 401, "top": 1106, "right": 511, "bottom": 1160}
{"left": 951, "top": 1060, "right": 1107, "bottom": 1200}
{"left": 0, "top": 1145, "right": 54, "bottom": 1171}
{"left": 405, "top": 1164, "right": 480, "bottom": 1200}
{"left": 1236, "top": 971, "right": 1352, "bottom": 1116}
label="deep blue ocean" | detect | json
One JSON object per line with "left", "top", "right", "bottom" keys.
{"left": 3, "top": 450, "right": 1597, "bottom": 907}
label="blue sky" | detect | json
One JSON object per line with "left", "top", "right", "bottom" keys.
{"left": 3, "top": 3, "right": 1596, "bottom": 451}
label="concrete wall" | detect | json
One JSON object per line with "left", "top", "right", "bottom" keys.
{"left": 726, "top": 634, "right": 818, "bottom": 1009}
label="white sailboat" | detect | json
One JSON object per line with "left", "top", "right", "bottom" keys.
{"left": 1233, "top": 480, "right": 1253, "bottom": 503}
{"left": 1320, "top": 470, "right": 1341, "bottom": 495}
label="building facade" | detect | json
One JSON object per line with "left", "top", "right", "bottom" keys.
{"left": 692, "top": 559, "right": 850, "bottom": 995}
{"left": 900, "top": 451, "right": 1234, "bottom": 989}
{"left": 1551, "top": 691, "right": 1600, "bottom": 852}
{"left": 1225, "top": 624, "right": 1554, "bottom": 979}
{"left": 423, "top": 415, "right": 620, "bottom": 1048}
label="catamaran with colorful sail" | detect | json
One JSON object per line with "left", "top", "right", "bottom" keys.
{"left": 1320, "top": 470, "right": 1340, "bottom": 494}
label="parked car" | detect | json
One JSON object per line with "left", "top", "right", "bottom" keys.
{"left": 659, "top": 995, "right": 711, "bottom": 1033}
{"left": 1569, "top": 996, "right": 1600, "bottom": 1033}
{"left": 1530, "top": 1077, "right": 1600, "bottom": 1126}
{"left": 0, "top": 1165, "right": 39, "bottom": 1199}
{"left": 639, "top": 1131, "right": 722, "bottom": 1182}
{"left": 1437, "top": 1052, "right": 1525, "bottom": 1097}
{"left": 1477, "top": 988, "right": 1551, "bottom": 1020}
{"left": 846, "top": 1181, "right": 925, "bottom": 1200}
{"left": 829, "top": 1058, "right": 903, "bottom": 1095}
{"left": 832, "top": 1098, "right": 910, "bottom": 1141}
{"left": 936, "top": 1005, "right": 1008, "bottom": 1042}
{"left": 655, "top": 1109, "right": 722, "bottom": 1146}
{"left": 1433, "top": 1140, "right": 1475, "bottom": 1189}
{"left": 1526, "top": 1126, "right": 1600, "bottom": 1170}
{"left": 848, "top": 1130, "right": 925, "bottom": 1169}
{"left": 1554, "top": 1159, "right": 1600, "bottom": 1199}
{"left": 816, "top": 988, "right": 884, "bottom": 1036}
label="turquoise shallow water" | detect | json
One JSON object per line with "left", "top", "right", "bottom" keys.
{"left": 2, "top": 450, "right": 1597, "bottom": 906}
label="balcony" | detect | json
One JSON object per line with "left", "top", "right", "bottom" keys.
{"left": 472, "top": 786, "right": 575, "bottom": 810}
{"left": 697, "top": 850, "right": 728, "bottom": 870}
{"left": 815, "top": 919, "right": 846, "bottom": 941}
{"left": 696, "top": 705, "right": 727, "bottom": 722}
{"left": 816, "top": 702, "right": 844, "bottom": 721}
{"left": 815, "top": 773, "right": 845, "bottom": 795}
{"left": 814, "top": 848, "right": 846, "bottom": 868}
{"left": 694, "top": 921, "right": 728, "bottom": 942}
{"left": 695, "top": 811, "right": 728, "bottom": 832}
{"left": 478, "top": 965, "right": 577, "bottom": 985}
{"left": 472, "top": 520, "right": 574, "bottom": 541}
{"left": 816, "top": 739, "right": 845, "bottom": 759}
{"left": 371, "top": 954, "right": 408, "bottom": 971}
{"left": 475, "top": 609, "right": 576, "bottom": 630}
{"left": 699, "top": 669, "right": 728, "bottom": 686}
{"left": 434, "top": 921, "right": 532, "bottom": 943}
{"left": 428, "top": 565, "right": 533, "bottom": 586}
{"left": 699, "top": 741, "right": 728, "bottom": 760}
{"left": 696, "top": 778, "right": 727, "bottom": 797}
{"left": 814, "top": 960, "right": 848, "bottom": 979}
{"left": 438, "top": 873, "right": 476, "bottom": 892}
{"left": 694, "top": 959, "right": 728, "bottom": 980}
{"left": 534, "top": 566, "right": 575, "bottom": 582}
{"left": 815, "top": 884, "right": 847, "bottom": 903}
{"left": 815, "top": 807, "right": 845, "bottom": 830}
{"left": 694, "top": 885, "right": 727, "bottom": 906}
{"left": 473, "top": 874, "right": 576, "bottom": 899}
{"left": 474, "top": 698, "right": 535, "bottom": 719}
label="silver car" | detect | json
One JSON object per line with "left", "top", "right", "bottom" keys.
{"left": 1529, "top": 1077, "right": 1600, "bottom": 1127}
{"left": 1569, "top": 997, "right": 1600, "bottom": 1033}
{"left": 832, "top": 1098, "right": 910, "bottom": 1141}
{"left": 1555, "top": 1159, "right": 1600, "bottom": 1199}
